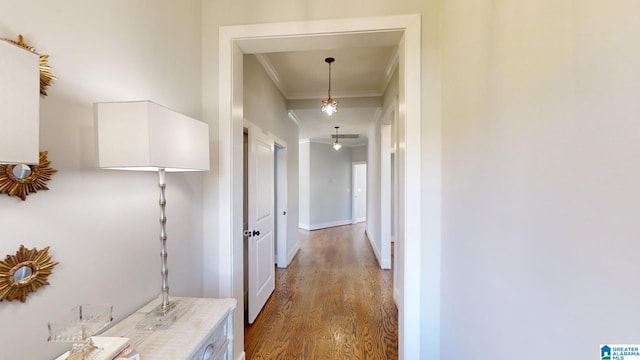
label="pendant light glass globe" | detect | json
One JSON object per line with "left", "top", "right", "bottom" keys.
{"left": 332, "top": 126, "right": 342, "bottom": 151}
{"left": 321, "top": 57, "right": 338, "bottom": 116}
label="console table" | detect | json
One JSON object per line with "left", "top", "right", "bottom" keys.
{"left": 102, "top": 296, "right": 236, "bottom": 360}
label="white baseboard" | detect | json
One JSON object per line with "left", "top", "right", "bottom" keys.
{"left": 306, "top": 219, "right": 352, "bottom": 231}
{"left": 355, "top": 216, "right": 366, "bottom": 223}
{"left": 286, "top": 241, "right": 300, "bottom": 265}
{"left": 394, "top": 288, "right": 399, "bottom": 307}
{"left": 237, "top": 352, "right": 246, "bottom": 360}
{"left": 365, "top": 228, "right": 384, "bottom": 269}
{"left": 298, "top": 222, "right": 310, "bottom": 230}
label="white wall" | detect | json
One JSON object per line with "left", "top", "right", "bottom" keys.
{"left": 300, "top": 142, "right": 366, "bottom": 231}
{"left": 366, "top": 117, "right": 382, "bottom": 262}
{"left": 367, "top": 67, "right": 398, "bottom": 270}
{"left": 441, "top": 1, "right": 640, "bottom": 359}
{"left": 0, "top": 1, "right": 204, "bottom": 359}
{"left": 308, "top": 142, "right": 352, "bottom": 228}
{"left": 243, "top": 55, "right": 300, "bottom": 262}
{"left": 351, "top": 145, "right": 367, "bottom": 162}
{"left": 298, "top": 141, "right": 310, "bottom": 229}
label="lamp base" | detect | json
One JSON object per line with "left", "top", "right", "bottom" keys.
{"left": 135, "top": 300, "right": 185, "bottom": 330}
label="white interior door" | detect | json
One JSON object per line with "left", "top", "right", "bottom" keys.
{"left": 352, "top": 162, "right": 367, "bottom": 224}
{"left": 247, "top": 124, "right": 275, "bottom": 324}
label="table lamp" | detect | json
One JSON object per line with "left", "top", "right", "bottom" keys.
{"left": 95, "top": 101, "right": 209, "bottom": 329}
{"left": 0, "top": 39, "right": 40, "bottom": 164}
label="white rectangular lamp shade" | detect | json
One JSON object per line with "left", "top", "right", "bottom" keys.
{"left": 0, "top": 40, "right": 40, "bottom": 164}
{"left": 95, "top": 101, "right": 210, "bottom": 172}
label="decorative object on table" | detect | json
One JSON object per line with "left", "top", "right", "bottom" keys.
{"left": 3, "top": 34, "right": 56, "bottom": 96}
{"left": 112, "top": 344, "right": 140, "bottom": 360}
{"left": 321, "top": 57, "right": 338, "bottom": 116}
{"left": 48, "top": 304, "right": 117, "bottom": 360}
{"left": 95, "top": 100, "right": 210, "bottom": 329}
{"left": 53, "top": 337, "right": 130, "bottom": 360}
{"left": 0, "top": 151, "right": 57, "bottom": 200}
{"left": 0, "top": 36, "right": 40, "bottom": 165}
{"left": 0, "top": 245, "right": 58, "bottom": 302}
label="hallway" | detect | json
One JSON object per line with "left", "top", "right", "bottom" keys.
{"left": 244, "top": 223, "right": 398, "bottom": 359}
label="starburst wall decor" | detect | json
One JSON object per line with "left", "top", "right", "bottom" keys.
{"left": 0, "top": 245, "right": 58, "bottom": 302}
{"left": 0, "top": 151, "right": 57, "bottom": 200}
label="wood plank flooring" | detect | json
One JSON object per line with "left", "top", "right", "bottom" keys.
{"left": 244, "top": 223, "right": 398, "bottom": 359}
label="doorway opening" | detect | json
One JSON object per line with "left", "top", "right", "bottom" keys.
{"left": 214, "top": 14, "right": 429, "bottom": 359}
{"left": 352, "top": 162, "right": 367, "bottom": 224}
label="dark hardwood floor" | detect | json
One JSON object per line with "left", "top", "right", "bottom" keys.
{"left": 244, "top": 223, "right": 398, "bottom": 359}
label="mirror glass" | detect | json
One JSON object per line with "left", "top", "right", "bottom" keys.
{"left": 12, "top": 164, "right": 32, "bottom": 179}
{"left": 12, "top": 265, "right": 33, "bottom": 282}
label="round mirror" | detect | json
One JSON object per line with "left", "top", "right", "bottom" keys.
{"left": 0, "top": 245, "right": 58, "bottom": 302}
{"left": 12, "top": 265, "right": 33, "bottom": 283}
{"left": 0, "top": 151, "right": 57, "bottom": 201}
{"left": 12, "top": 164, "right": 32, "bottom": 179}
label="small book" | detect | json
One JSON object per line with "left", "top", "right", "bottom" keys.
{"left": 112, "top": 345, "right": 140, "bottom": 360}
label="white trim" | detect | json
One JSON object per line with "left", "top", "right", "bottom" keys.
{"left": 217, "top": 14, "right": 429, "bottom": 360}
{"left": 365, "top": 228, "right": 390, "bottom": 269}
{"left": 383, "top": 46, "right": 400, "bottom": 92}
{"left": 381, "top": 120, "right": 393, "bottom": 272}
{"left": 394, "top": 288, "right": 400, "bottom": 307}
{"left": 286, "top": 241, "right": 300, "bottom": 266}
{"left": 365, "top": 228, "right": 382, "bottom": 267}
{"left": 304, "top": 219, "right": 352, "bottom": 231}
{"left": 399, "top": 15, "right": 426, "bottom": 359}
{"left": 275, "top": 144, "right": 288, "bottom": 269}
{"left": 298, "top": 222, "right": 310, "bottom": 230}
{"left": 236, "top": 352, "right": 246, "bottom": 360}
{"left": 287, "top": 110, "right": 301, "bottom": 127}
{"left": 355, "top": 217, "right": 366, "bottom": 223}
{"left": 255, "top": 54, "right": 286, "bottom": 98}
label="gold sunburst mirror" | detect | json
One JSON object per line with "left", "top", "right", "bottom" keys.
{"left": 3, "top": 34, "right": 56, "bottom": 96}
{"left": 0, "top": 245, "right": 58, "bottom": 302}
{"left": 0, "top": 151, "right": 57, "bottom": 200}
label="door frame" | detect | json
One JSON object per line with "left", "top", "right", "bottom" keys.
{"left": 216, "top": 14, "right": 431, "bottom": 359}
{"left": 274, "top": 142, "right": 287, "bottom": 269}
{"left": 351, "top": 161, "right": 367, "bottom": 224}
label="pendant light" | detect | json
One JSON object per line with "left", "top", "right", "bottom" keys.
{"left": 333, "top": 126, "right": 342, "bottom": 151}
{"left": 321, "top": 57, "right": 338, "bottom": 116}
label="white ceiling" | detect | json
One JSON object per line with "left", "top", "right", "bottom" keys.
{"left": 254, "top": 41, "right": 400, "bottom": 146}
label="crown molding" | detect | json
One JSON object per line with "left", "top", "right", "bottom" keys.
{"left": 255, "top": 54, "right": 289, "bottom": 98}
